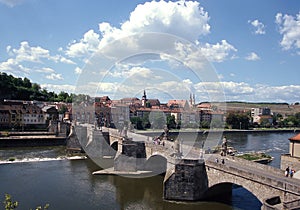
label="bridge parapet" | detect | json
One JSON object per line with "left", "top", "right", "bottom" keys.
{"left": 205, "top": 154, "right": 300, "bottom": 206}
{"left": 222, "top": 155, "right": 285, "bottom": 177}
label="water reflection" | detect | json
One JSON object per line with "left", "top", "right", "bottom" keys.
{"left": 0, "top": 131, "right": 295, "bottom": 210}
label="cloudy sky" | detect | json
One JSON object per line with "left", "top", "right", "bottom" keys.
{"left": 1, "top": 0, "right": 300, "bottom": 103}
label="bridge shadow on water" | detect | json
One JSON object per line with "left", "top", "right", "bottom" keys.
{"left": 231, "top": 185, "right": 262, "bottom": 210}
{"left": 106, "top": 172, "right": 233, "bottom": 210}
{"left": 104, "top": 171, "right": 262, "bottom": 210}
{"left": 205, "top": 183, "right": 262, "bottom": 210}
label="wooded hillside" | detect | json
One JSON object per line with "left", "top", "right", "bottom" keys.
{"left": 0, "top": 72, "right": 72, "bottom": 102}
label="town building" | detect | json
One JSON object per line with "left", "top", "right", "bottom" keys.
{"left": 23, "top": 103, "right": 45, "bottom": 125}
{"left": 0, "top": 100, "right": 50, "bottom": 130}
{"left": 196, "top": 103, "right": 225, "bottom": 128}
{"left": 251, "top": 107, "right": 273, "bottom": 125}
{"left": 94, "top": 96, "right": 112, "bottom": 127}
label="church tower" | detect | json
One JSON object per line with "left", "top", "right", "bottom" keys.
{"left": 142, "top": 90, "right": 147, "bottom": 107}
{"left": 190, "top": 93, "right": 196, "bottom": 107}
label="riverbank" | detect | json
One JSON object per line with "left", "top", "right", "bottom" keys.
{"left": 135, "top": 128, "right": 300, "bottom": 135}
{"left": 0, "top": 134, "right": 66, "bottom": 147}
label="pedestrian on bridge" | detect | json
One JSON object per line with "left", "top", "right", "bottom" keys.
{"left": 290, "top": 169, "right": 294, "bottom": 178}
{"left": 285, "top": 166, "right": 290, "bottom": 177}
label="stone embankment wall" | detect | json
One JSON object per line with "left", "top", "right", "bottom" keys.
{"left": 0, "top": 136, "right": 66, "bottom": 147}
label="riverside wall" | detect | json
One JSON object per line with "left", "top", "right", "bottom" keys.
{"left": 136, "top": 128, "right": 299, "bottom": 136}
{"left": 0, "top": 135, "right": 66, "bottom": 147}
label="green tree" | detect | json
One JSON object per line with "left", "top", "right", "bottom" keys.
{"left": 56, "top": 91, "right": 70, "bottom": 102}
{"left": 142, "top": 113, "right": 151, "bottom": 129}
{"left": 3, "top": 194, "right": 49, "bottom": 210}
{"left": 58, "top": 104, "right": 68, "bottom": 114}
{"left": 23, "top": 77, "right": 32, "bottom": 88}
{"left": 3, "top": 194, "right": 18, "bottom": 210}
{"left": 149, "top": 111, "right": 166, "bottom": 129}
{"left": 200, "top": 120, "right": 210, "bottom": 129}
{"left": 166, "top": 115, "right": 177, "bottom": 129}
{"left": 226, "top": 112, "right": 250, "bottom": 129}
{"left": 211, "top": 119, "right": 224, "bottom": 128}
{"left": 0, "top": 72, "right": 75, "bottom": 102}
{"left": 130, "top": 116, "right": 143, "bottom": 130}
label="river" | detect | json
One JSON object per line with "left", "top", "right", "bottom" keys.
{"left": 0, "top": 131, "right": 296, "bottom": 210}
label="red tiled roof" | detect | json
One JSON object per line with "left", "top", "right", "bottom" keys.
{"left": 167, "top": 99, "right": 187, "bottom": 107}
{"left": 197, "top": 103, "right": 211, "bottom": 108}
{"left": 289, "top": 133, "right": 300, "bottom": 141}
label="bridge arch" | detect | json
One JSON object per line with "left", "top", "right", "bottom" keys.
{"left": 145, "top": 154, "right": 168, "bottom": 175}
{"left": 206, "top": 165, "right": 280, "bottom": 203}
{"left": 204, "top": 182, "right": 261, "bottom": 206}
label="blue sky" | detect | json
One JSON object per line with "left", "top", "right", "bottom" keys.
{"left": 0, "top": 0, "right": 300, "bottom": 103}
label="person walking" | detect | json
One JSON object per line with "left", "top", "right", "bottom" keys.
{"left": 285, "top": 166, "right": 290, "bottom": 177}
{"left": 290, "top": 169, "right": 294, "bottom": 178}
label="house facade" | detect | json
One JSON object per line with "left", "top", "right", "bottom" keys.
{"left": 0, "top": 100, "right": 50, "bottom": 129}
{"left": 251, "top": 107, "right": 273, "bottom": 125}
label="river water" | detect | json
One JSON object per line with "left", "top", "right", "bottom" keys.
{"left": 0, "top": 131, "right": 296, "bottom": 210}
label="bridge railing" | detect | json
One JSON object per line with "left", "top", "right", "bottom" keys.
{"left": 217, "top": 154, "right": 285, "bottom": 177}
{"left": 283, "top": 198, "right": 300, "bottom": 209}
{"left": 206, "top": 159, "right": 300, "bottom": 198}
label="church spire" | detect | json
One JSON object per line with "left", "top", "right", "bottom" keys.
{"left": 142, "top": 90, "right": 147, "bottom": 107}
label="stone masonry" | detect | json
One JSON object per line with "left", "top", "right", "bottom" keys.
{"left": 163, "top": 159, "right": 208, "bottom": 201}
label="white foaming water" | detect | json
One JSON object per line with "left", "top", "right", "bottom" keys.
{"left": 0, "top": 156, "right": 87, "bottom": 165}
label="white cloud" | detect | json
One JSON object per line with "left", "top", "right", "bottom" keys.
{"left": 9, "top": 41, "right": 50, "bottom": 63}
{"left": 0, "top": 41, "right": 75, "bottom": 81}
{"left": 46, "top": 73, "right": 63, "bottom": 80}
{"left": 245, "top": 52, "right": 260, "bottom": 61}
{"left": 199, "top": 40, "right": 237, "bottom": 63}
{"left": 74, "top": 67, "right": 83, "bottom": 74}
{"left": 65, "top": 0, "right": 238, "bottom": 69}
{"left": 66, "top": 1, "right": 213, "bottom": 58}
{"left": 0, "top": 0, "right": 23, "bottom": 7}
{"left": 41, "top": 83, "right": 76, "bottom": 93}
{"left": 121, "top": 0, "right": 210, "bottom": 41}
{"left": 5, "top": 41, "right": 75, "bottom": 65}
{"left": 36, "top": 67, "right": 55, "bottom": 73}
{"left": 0, "top": 58, "right": 30, "bottom": 76}
{"left": 253, "top": 84, "right": 300, "bottom": 102}
{"left": 53, "top": 55, "right": 75, "bottom": 65}
{"left": 65, "top": 29, "right": 100, "bottom": 58}
{"left": 248, "top": 19, "right": 266, "bottom": 35}
{"left": 193, "top": 81, "right": 300, "bottom": 103}
{"left": 221, "top": 81, "right": 254, "bottom": 95}
{"left": 275, "top": 12, "right": 300, "bottom": 51}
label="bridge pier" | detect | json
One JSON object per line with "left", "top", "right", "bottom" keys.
{"left": 114, "top": 138, "right": 146, "bottom": 172}
{"left": 163, "top": 159, "right": 208, "bottom": 201}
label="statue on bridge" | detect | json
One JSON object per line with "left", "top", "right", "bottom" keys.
{"left": 174, "top": 138, "right": 183, "bottom": 160}
{"left": 220, "top": 136, "right": 227, "bottom": 156}
{"left": 162, "top": 125, "right": 169, "bottom": 141}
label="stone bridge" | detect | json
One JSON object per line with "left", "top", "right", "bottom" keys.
{"left": 205, "top": 155, "right": 300, "bottom": 209}
{"left": 73, "top": 125, "right": 300, "bottom": 209}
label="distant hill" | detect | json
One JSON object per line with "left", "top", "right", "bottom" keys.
{"left": 0, "top": 72, "right": 72, "bottom": 102}
{"left": 210, "top": 101, "right": 300, "bottom": 116}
